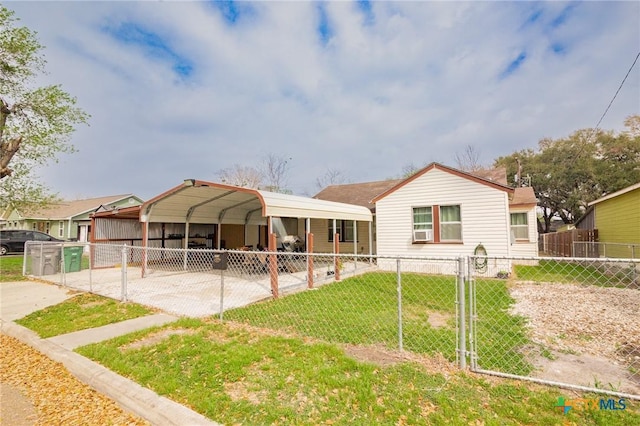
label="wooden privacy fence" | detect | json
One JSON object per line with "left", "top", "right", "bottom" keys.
{"left": 541, "top": 229, "right": 599, "bottom": 257}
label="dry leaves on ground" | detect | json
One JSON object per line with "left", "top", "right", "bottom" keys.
{"left": 510, "top": 282, "right": 640, "bottom": 365}
{"left": 0, "top": 334, "right": 149, "bottom": 426}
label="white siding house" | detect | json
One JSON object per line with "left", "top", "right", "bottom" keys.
{"left": 372, "top": 163, "right": 538, "bottom": 273}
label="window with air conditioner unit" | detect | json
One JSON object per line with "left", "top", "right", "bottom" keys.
{"left": 412, "top": 204, "right": 462, "bottom": 243}
{"left": 413, "top": 229, "right": 433, "bottom": 242}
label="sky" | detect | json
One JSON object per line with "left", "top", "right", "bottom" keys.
{"left": 7, "top": 0, "right": 640, "bottom": 200}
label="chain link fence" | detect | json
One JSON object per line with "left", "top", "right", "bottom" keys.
{"left": 470, "top": 256, "right": 640, "bottom": 399}
{"left": 22, "top": 242, "right": 640, "bottom": 399}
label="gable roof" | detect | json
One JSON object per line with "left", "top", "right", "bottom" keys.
{"left": 313, "top": 179, "right": 402, "bottom": 212}
{"left": 588, "top": 182, "right": 640, "bottom": 206}
{"left": 20, "top": 194, "right": 141, "bottom": 220}
{"left": 371, "top": 163, "right": 514, "bottom": 203}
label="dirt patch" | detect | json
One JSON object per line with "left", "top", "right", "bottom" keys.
{"left": 342, "top": 343, "right": 457, "bottom": 374}
{"left": 225, "top": 380, "right": 267, "bottom": 405}
{"left": 120, "top": 328, "right": 196, "bottom": 351}
{"left": 427, "top": 311, "right": 452, "bottom": 328}
{"left": 510, "top": 282, "right": 640, "bottom": 395}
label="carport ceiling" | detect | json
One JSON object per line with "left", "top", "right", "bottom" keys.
{"left": 140, "top": 180, "right": 373, "bottom": 225}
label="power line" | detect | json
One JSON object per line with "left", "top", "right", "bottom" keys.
{"left": 588, "top": 50, "right": 640, "bottom": 141}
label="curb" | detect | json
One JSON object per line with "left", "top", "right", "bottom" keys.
{"left": 2, "top": 321, "right": 220, "bottom": 426}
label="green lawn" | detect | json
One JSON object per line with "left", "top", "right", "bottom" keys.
{"left": 12, "top": 272, "right": 637, "bottom": 425}
{"left": 0, "top": 255, "right": 27, "bottom": 282}
{"left": 77, "top": 318, "right": 639, "bottom": 425}
{"left": 224, "top": 272, "right": 531, "bottom": 375}
{"left": 16, "top": 293, "right": 155, "bottom": 338}
{"left": 514, "top": 259, "right": 636, "bottom": 287}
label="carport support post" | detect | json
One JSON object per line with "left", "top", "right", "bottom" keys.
{"left": 141, "top": 221, "right": 148, "bottom": 278}
{"left": 183, "top": 221, "right": 190, "bottom": 270}
{"left": 307, "top": 233, "right": 314, "bottom": 289}
{"left": 457, "top": 256, "right": 466, "bottom": 369}
{"left": 269, "top": 232, "right": 279, "bottom": 298}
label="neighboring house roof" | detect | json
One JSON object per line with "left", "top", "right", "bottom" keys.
{"left": 313, "top": 179, "right": 402, "bottom": 212}
{"left": 472, "top": 167, "right": 508, "bottom": 186}
{"left": 588, "top": 182, "right": 640, "bottom": 206}
{"left": 371, "top": 163, "right": 515, "bottom": 203}
{"left": 18, "top": 194, "right": 141, "bottom": 220}
{"left": 510, "top": 187, "right": 538, "bottom": 207}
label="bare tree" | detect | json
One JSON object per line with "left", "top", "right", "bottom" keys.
{"left": 315, "top": 167, "right": 350, "bottom": 190}
{"left": 454, "top": 145, "right": 483, "bottom": 172}
{"left": 217, "top": 164, "right": 262, "bottom": 188}
{"left": 261, "top": 153, "right": 291, "bottom": 193}
{"left": 401, "top": 162, "right": 421, "bottom": 178}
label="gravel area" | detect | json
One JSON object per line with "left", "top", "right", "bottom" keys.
{"left": 0, "top": 334, "right": 150, "bottom": 426}
{"left": 510, "top": 282, "right": 640, "bottom": 366}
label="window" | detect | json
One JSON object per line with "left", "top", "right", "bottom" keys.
{"left": 58, "top": 221, "right": 64, "bottom": 237}
{"left": 412, "top": 207, "right": 433, "bottom": 230}
{"left": 328, "top": 220, "right": 354, "bottom": 242}
{"left": 412, "top": 205, "right": 462, "bottom": 243}
{"left": 510, "top": 213, "right": 528, "bottom": 241}
{"left": 440, "top": 205, "right": 462, "bottom": 242}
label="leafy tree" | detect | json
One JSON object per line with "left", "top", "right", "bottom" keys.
{"left": 494, "top": 116, "right": 640, "bottom": 232}
{"left": 0, "top": 6, "right": 89, "bottom": 210}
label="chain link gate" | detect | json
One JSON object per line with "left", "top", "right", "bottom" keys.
{"left": 467, "top": 255, "right": 640, "bottom": 401}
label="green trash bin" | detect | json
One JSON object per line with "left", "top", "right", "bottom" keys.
{"left": 63, "top": 246, "right": 83, "bottom": 272}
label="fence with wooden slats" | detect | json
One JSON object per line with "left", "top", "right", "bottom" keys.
{"left": 540, "top": 229, "right": 598, "bottom": 257}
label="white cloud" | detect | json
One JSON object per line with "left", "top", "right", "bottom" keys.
{"left": 7, "top": 1, "right": 639, "bottom": 200}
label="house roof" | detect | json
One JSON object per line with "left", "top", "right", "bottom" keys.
{"left": 20, "top": 194, "right": 140, "bottom": 220}
{"left": 588, "top": 182, "right": 640, "bottom": 206}
{"left": 137, "top": 180, "right": 373, "bottom": 225}
{"left": 471, "top": 167, "right": 508, "bottom": 185}
{"left": 510, "top": 187, "right": 538, "bottom": 207}
{"left": 313, "top": 179, "right": 403, "bottom": 212}
{"left": 371, "top": 163, "right": 515, "bottom": 203}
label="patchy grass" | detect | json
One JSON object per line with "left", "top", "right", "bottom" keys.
{"left": 224, "top": 272, "right": 531, "bottom": 375}
{"left": 16, "top": 293, "right": 155, "bottom": 338}
{"left": 514, "top": 259, "right": 635, "bottom": 287}
{"left": 0, "top": 255, "right": 27, "bottom": 282}
{"left": 78, "top": 318, "right": 640, "bottom": 425}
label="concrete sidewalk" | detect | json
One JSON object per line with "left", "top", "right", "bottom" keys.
{"left": 0, "top": 281, "right": 220, "bottom": 426}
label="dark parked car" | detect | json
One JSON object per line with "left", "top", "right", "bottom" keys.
{"left": 0, "top": 230, "right": 63, "bottom": 256}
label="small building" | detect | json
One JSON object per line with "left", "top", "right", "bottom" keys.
{"left": 1, "top": 194, "right": 143, "bottom": 242}
{"left": 371, "top": 163, "right": 538, "bottom": 263}
{"left": 582, "top": 182, "right": 640, "bottom": 258}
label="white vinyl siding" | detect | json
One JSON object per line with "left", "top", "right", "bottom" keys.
{"left": 376, "top": 168, "right": 512, "bottom": 258}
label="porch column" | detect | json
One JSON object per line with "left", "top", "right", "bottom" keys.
{"left": 353, "top": 220, "right": 357, "bottom": 272}
{"left": 141, "top": 221, "right": 149, "bottom": 278}
{"left": 368, "top": 221, "right": 373, "bottom": 264}
{"left": 307, "top": 215, "right": 314, "bottom": 288}
{"left": 183, "top": 221, "right": 190, "bottom": 270}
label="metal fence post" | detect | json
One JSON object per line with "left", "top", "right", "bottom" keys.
{"left": 219, "top": 269, "right": 225, "bottom": 321}
{"left": 457, "top": 256, "right": 467, "bottom": 369}
{"left": 121, "top": 244, "right": 128, "bottom": 302}
{"left": 22, "top": 243, "right": 28, "bottom": 276}
{"left": 396, "top": 258, "right": 403, "bottom": 352}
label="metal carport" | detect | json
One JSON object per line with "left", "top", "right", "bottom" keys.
{"left": 139, "top": 179, "right": 372, "bottom": 255}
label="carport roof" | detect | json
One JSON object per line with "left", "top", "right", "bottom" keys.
{"left": 139, "top": 180, "right": 373, "bottom": 224}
